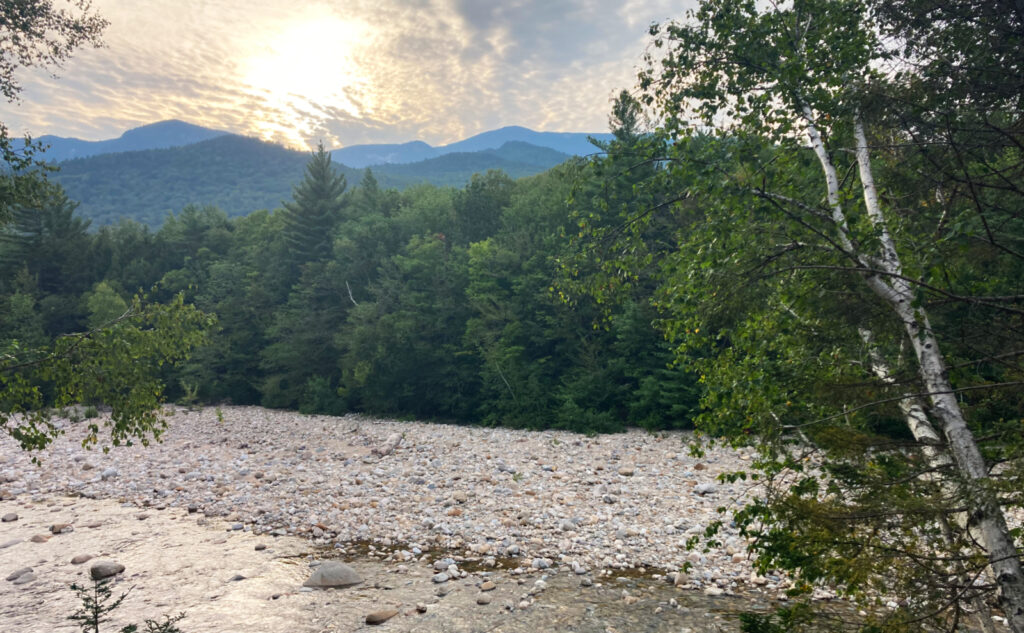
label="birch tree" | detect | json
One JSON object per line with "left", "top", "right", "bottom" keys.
{"left": 584, "top": 0, "right": 1024, "bottom": 629}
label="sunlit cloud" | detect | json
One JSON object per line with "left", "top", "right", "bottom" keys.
{"left": 0, "top": 0, "right": 691, "bottom": 149}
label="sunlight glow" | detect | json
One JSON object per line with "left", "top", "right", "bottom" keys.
{"left": 241, "top": 15, "right": 371, "bottom": 147}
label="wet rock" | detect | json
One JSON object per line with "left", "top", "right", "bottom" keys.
{"left": 433, "top": 558, "right": 455, "bottom": 571}
{"left": 90, "top": 561, "right": 126, "bottom": 580}
{"left": 302, "top": 561, "right": 362, "bottom": 588}
{"left": 11, "top": 572, "right": 36, "bottom": 585}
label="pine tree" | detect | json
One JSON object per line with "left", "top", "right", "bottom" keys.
{"left": 279, "top": 142, "right": 346, "bottom": 279}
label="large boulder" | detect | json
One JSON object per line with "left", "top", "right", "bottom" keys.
{"left": 302, "top": 561, "right": 362, "bottom": 588}
{"left": 90, "top": 561, "right": 125, "bottom": 581}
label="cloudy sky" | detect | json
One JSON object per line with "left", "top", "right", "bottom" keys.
{"left": 0, "top": 0, "right": 693, "bottom": 150}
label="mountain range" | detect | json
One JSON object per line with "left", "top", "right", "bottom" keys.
{"left": 33, "top": 121, "right": 611, "bottom": 227}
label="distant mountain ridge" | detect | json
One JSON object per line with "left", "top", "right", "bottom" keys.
{"left": 35, "top": 120, "right": 228, "bottom": 163}
{"left": 33, "top": 120, "right": 611, "bottom": 168}
{"left": 51, "top": 136, "right": 573, "bottom": 228}
{"left": 331, "top": 125, "right": 613, "bottom": 167}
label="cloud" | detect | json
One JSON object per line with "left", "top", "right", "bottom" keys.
{"left": 0, "top": 0, "right": 698, "bottom": 148}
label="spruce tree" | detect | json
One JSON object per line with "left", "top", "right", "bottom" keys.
{"left": 280, "top": 142, "right": 346, "bottom": 279}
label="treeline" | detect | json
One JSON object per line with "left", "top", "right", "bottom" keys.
{"left": 0, "top": 132, "right": 696, "bottom": 433}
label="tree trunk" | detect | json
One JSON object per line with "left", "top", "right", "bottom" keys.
{"left": 851, "top": 120, "right": 1024, "bottom": 633}
{"left": 801, "top": 110, "right": 1024, "bottom": 631}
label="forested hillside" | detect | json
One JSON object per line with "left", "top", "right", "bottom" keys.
{"left": 0, "top": 136, "right": 697, "bottom": 433}
{"left": 51, "top": 136, "right": 571, "bottom": 227}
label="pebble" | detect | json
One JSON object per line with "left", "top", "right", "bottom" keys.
{"left": 30, "top": 534, "right": 50, "bottom": 543}
{"left": 6, "top": 567, "right": 32, "bottom": 581}
{"left": 477, "top": 594, "right": 492, "bottom": 605}
{"left": 365, "top": 609, "right": 399, "bottom": 625}
{"left": 1, "top": 513, "right": 16, "bottom": 522}
{"left": 0, "top": 539, "right": 21, "bottom": 549}
{"left": 50, "top": 523, "right": 73, "bottom": 534}
{"left": 432, "top": 572, "right": 449, "bottom": 583}
{"left": 71, "top": 554, "right": 93, "bottom": 565}
{"left": 480, "top": 580, "right": 496, "bottom": 591}
{"left": 254, "top": 544, "right": 267, "bottom": 551}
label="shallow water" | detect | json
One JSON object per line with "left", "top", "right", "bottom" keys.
{"left": 0, "top": 495, "right": 819, "bottom": 633}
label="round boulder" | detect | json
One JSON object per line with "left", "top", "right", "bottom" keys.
{"left": 302, "top": 561, "right": 362, "bottom": 588}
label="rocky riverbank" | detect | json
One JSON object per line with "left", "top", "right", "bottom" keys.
{"left": 0, "top": 406, "right": 819, "bottom": 631}
{"left": 2, "top": 407, "right": 777, "bottom": 591}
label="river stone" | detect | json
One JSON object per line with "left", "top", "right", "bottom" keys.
{"left": 11, "top": 572, "right": 36, "bottom": 585}
{"left": 71, "top": 554, "right": 93, "bottom": 565}
{"left": 477, "top": 594, "right": 492, "bottom": 605}
{"left": 90, "top": 561, "right": 125, "bottom": 580}
{"left": 365, "top": 609, "right": 398, "bottom": 625}
{"left": 6, "top": 567, "right": 32, "bottom": 581}
{"left": 694, "top": 483, "right": 717, "bottom": 495}
{"left": 302, "top": 561, "right": 362, "bottom": 588}
{"left": 1, "top": 513, "right": 16, "bottom": 522}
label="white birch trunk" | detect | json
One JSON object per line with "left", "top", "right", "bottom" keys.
{"left": 801, "top": 111, "right": 1024, "bottom": 631}
{"left": 860, "top": 328, "right": 997, "bottom": 633}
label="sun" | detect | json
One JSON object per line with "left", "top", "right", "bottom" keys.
{"left": 241, "top": 15, "right": 370, "bottom": 146}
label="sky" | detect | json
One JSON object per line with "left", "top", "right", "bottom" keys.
{"left": 0, "top": 0, "right": 693, "bottom": 150}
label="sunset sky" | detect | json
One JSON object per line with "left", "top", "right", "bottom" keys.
{"left": 1, "top": 0, "right": 692, "bottom": 150}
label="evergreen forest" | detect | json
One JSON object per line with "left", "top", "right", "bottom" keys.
{"left": 0, "top": 135, "right": 700, "bottom": 434}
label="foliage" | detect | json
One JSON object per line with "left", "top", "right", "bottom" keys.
{"left": 0, "top": 0, "right": 108, "bottom": 222}
{"left": 2, "top": 292, "right": 214, "bottom": 453}
{"left": 69, "top": 579, "right": 186, "bottom": 633}
{"left": 552, "top": 0, "right": 1024, "bottom": 630}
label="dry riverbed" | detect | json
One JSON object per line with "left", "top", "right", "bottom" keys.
{"left": 1, "top": 406, "right": 804, "bottom": 631}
